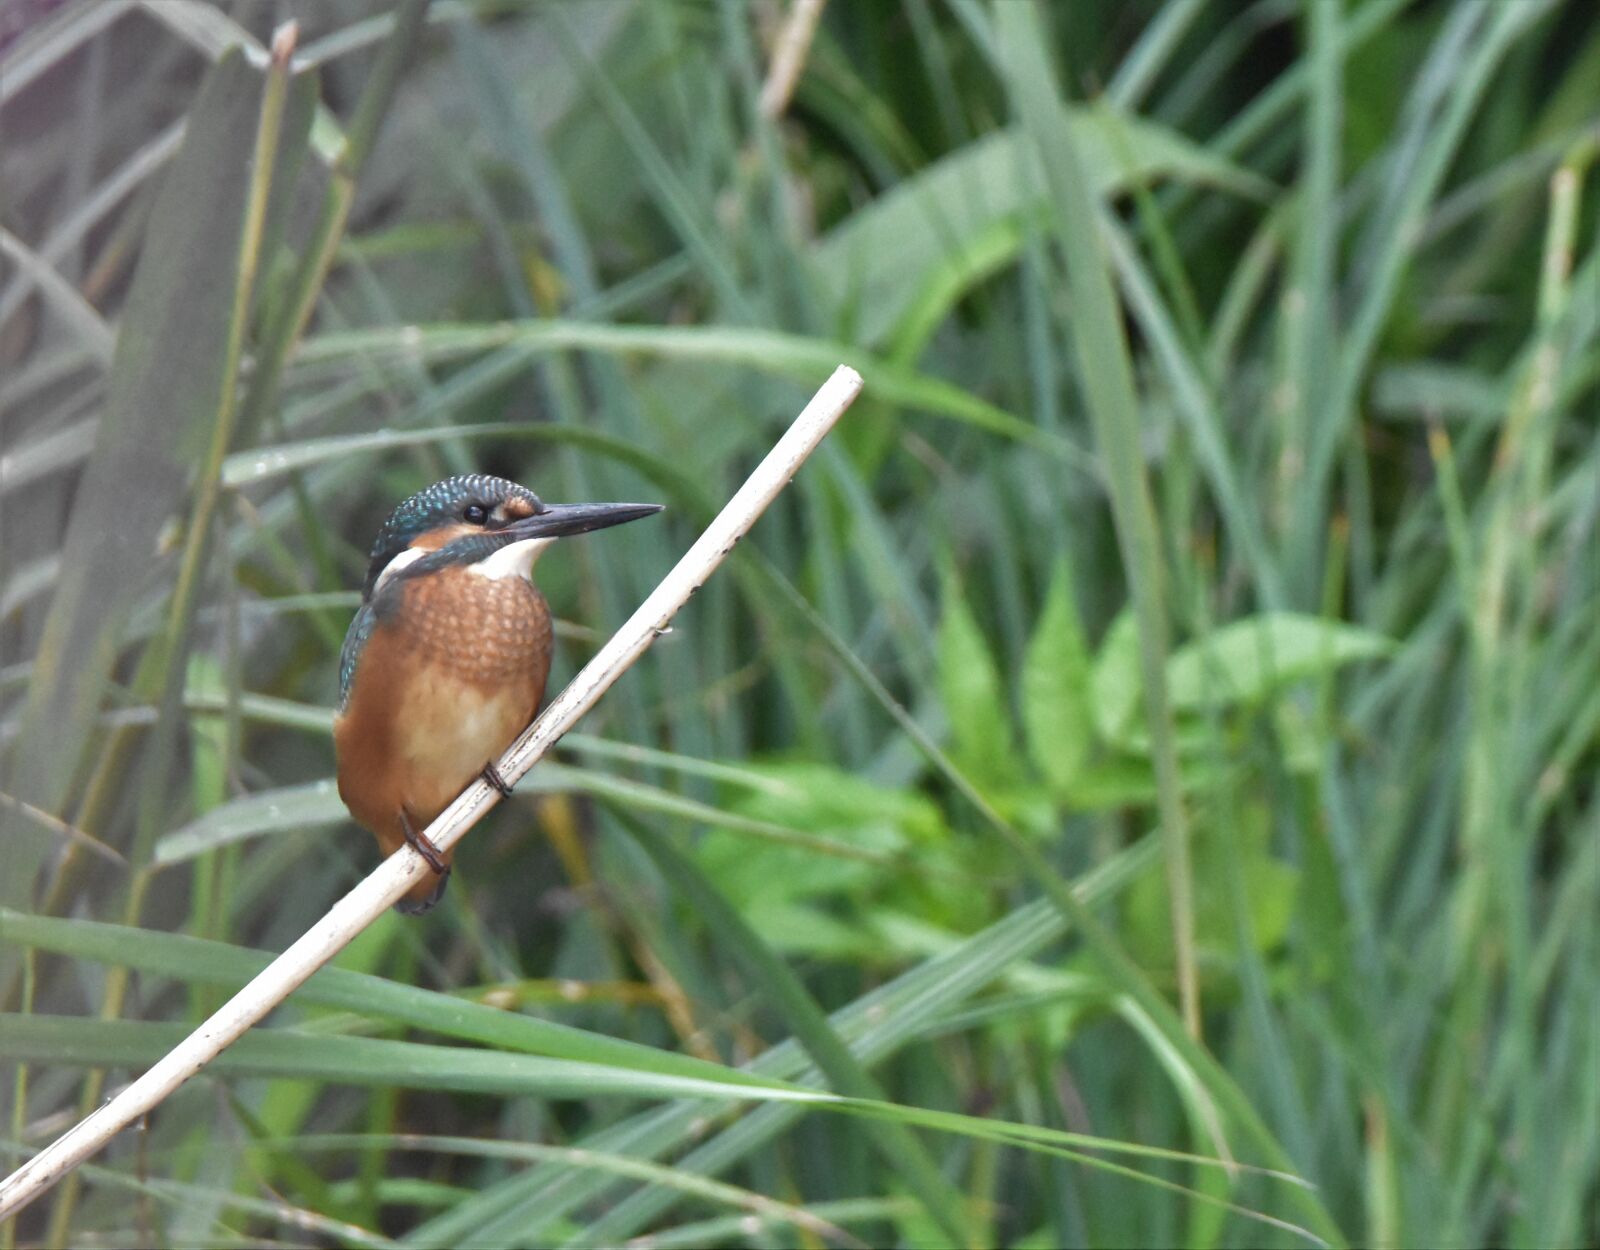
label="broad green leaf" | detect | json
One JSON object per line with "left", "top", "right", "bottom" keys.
{"left": 222, "top": 417, "right": 707, "bottom": 500}
{"left": 753, "top": 901, "right": 876, "bottom": 960}
{"left": 1093, "top": 612, "right": 1394, "bottom": 746}
{"left": 937, "top": 571, "right": 1022, "bottom": 793}
{"left": 697, "top": 830, "right": 885, "bottom": 911}
{"left": 812, "top": 109, "right": 1271, "bottom": 347}
{"left": 185, "top": 654, "right": 229, "bottom": 817}
{"left": 697, "top": 761, "right": 945, "bottom": 910}
{"left": 0, "top": 1014, "right": 838, "bottom": 1106}
{"left": 138, "top": 0, "right": 347, "bottom": 163}
{"left": 290, "top": 321, "right": 1071, "bottom": 456}
{"left": 1124, "top": 802, "right": 1300, "bottom": 969}
{"left": 1021, "top": 560, "right": 1094, "bottom": 799}
{"left": 155, "top": 779, "right": 345, "bottom": 864}
{"left": 153, "top": 763, "right": 913, "bottom": 871}
{"left": 1167, "top": 613, "right": 1394, "bottom": 710}
{"left": 721, "top": 760, "right": 946, "bottom": 845}
{"left": 1063, "top": 756, "right": 1158, "bottom": 809}
{"left": 1, "top": 48, "right": 301, "bottom": 935}
{"left": 0, "top": 908, "right": 807, "bottom": 1096}
{"left": 1090, "top": 608, "right": 1142, "bottom": 745}
{"left": 1371, "top": 362, "right": 1507, "bottom": 422}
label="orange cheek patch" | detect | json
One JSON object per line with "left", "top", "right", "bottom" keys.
{"left": 410, "top": 523, "right": 477, "bottom": 551}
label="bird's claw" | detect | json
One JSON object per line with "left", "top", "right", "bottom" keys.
{"left": 395, "top": 867, "right": 450, "bottom": 915}
{"left": 481, "top": 760, "right": 514, "bottom": 798}
{"left": 398, "top": 808, "right": 447, "bottom": 874}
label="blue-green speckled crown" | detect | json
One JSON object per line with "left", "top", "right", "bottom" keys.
{"left": 361, "top": 474, "right": 541, "bottom": 600}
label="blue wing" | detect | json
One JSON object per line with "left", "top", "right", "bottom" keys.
{"left": 337, "top": 601, "right": 377, "bottom": 713}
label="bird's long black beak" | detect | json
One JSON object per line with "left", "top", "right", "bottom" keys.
{"left": 501, "top": 501, "right": 663, "bottom": 540}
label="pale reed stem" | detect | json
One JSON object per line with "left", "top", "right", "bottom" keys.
{"left": 0, "top": 365, "right": 864, "bottom": 1222}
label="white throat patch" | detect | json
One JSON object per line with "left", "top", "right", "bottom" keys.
{"left": 371, "top": 546, "right": 426, "bottom": 596}
{"left": 469, "top": 536, "right": 554, "bottom": 581}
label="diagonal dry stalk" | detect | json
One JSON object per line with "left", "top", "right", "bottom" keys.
{"left": 759, "top": 0, "right": 827, "bottom": 120}
{"left": 0, "top": 364, "right": 864, "bottom": 1223}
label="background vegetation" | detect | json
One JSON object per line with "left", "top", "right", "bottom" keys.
{"left": 2, "top": 1, "right": 1597, "bottom": 1246}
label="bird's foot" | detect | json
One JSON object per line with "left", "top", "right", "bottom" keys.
{"left": 480, "top": 760, "right": 514, "bottom": 798}
{"left": 395, "top": 868, "right": 450, "bottom": 916}
{"left": 398, "top": 808, "right": 447, "bottom": 874}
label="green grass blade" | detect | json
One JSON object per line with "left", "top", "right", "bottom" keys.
{"left": 619, "top": 817, "right": 975, "bottom": 1247}
{"left": 996, "top": 0, "right": 1202, "bottom": 1041}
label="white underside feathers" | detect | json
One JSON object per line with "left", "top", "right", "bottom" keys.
{"left": 372, "top": 535, "right": 552, "bottom": 597}
{"left": 371, "top": 546, "right": 426, "bottom": 595}
{"left": 469, "top": 536, "right": 554, "bottom": 581}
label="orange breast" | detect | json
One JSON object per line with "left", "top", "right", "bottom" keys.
{"left": 333, "top": 566, "right": 553, "bottom": 903}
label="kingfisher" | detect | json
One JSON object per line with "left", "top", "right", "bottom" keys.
{"left": 334, "top": 473, "right": 662, "bottom": 914}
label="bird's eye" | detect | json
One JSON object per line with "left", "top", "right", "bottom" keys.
{"left": 464, "top": 504, "right": 488, "bottom": 525}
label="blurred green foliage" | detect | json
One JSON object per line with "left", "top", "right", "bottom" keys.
{"left": 2, "top": 1, "right": 1597, "bottom": 1247}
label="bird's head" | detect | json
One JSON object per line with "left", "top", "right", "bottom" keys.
{"left": 362, "top": 473, "right": 662, "bottom": 601}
